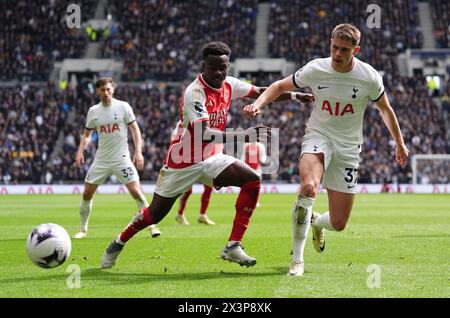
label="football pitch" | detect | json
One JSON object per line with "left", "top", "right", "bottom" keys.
{"left": 0, "top": 193, "right": 448, "bottom": 298}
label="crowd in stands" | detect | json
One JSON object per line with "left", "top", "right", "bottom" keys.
{"left": 268, "top": 0, "right": 423, "bottom": 75}
{"left": 101, "top": 0, "right": 257, "bottom": 81}
{"left": 430, "top": 0, "right": 450, "bottom": 48}
{"left": 0, "top": 83, "right": 74, "bottom": 184}
{"left": 0, "top": 0, "right": 96, "bottom": 81}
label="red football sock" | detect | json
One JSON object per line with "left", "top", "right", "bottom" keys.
{"left": 177, "top": 187, "right": 192, "bottom": 215}
{"left": 119, "top": 207, "right": 152, "bottom": 243}
{"left": 200, "top": 185, "right": 213, "bottom": 215}
{"left": 229, "top": 180, "right": 261, "bottom": 242}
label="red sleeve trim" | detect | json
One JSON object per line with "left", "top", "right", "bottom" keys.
{"left": 245, "top": 85, "right": 255, "bottom": 97}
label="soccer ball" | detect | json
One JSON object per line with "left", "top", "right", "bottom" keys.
{"left": 26, "top": 223, "right": 72, "bottom": 268}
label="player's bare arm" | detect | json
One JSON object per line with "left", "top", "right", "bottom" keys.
{"left": 75, "top": 129, "right": 92, "bottom": 167}
{"left": 243, "top": 76, "right": 313, "bottom": 118}
{"left": 128, "top": 121, "right": 144, "bottom": 171}
{"left": 247, "top": 86, "right": 314, "bottom": 104}
{"left": 374, "top": 92, "right": 409, "bottom": 166}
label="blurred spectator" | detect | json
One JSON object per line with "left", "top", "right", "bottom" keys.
{"left": 430, "top": 0, "right": 450, "bottom": 48}
{"left": 0, "top": 0, "right": 96, "bottom": 80}
{"left": 101, "top": 0, "right": 257, "bottom": 81}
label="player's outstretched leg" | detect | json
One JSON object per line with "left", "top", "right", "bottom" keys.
{"left": 101, "top": 194, "right": 177, "bottom": 269}
{"left": 129, "top": 186, "right": 162, "bottom": 238}
{"left": 215, "top": 162, "right": 261, "bottom": 267}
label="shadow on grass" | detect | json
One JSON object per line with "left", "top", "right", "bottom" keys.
{"left": 0, "top": 267, "right": 282, "bottom": 286}
{"left": 390, "top": 234, "right": 450, "bottom": 238}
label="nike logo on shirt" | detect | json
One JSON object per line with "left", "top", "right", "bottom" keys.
{"left": 318, "top": 86, "right": 329, "bottom": 89}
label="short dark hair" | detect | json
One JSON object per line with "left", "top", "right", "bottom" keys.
{"left": 202, "top": 42, "right": 231, "bottom": 60}
{"left": 95, "top": 77, "right": 114, "bottom": 89}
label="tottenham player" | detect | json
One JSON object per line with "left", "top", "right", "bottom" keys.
{"left": 170, "top": 120, "right": 216, "bottom": 226}
{"left": 101, "top": 42, "right": 313, "bottom": 269}
{"left": 243, "top": 24, "right": 409, "bottom": 276}
{"left": 74, "top": 77, "right": 161, "bottom": 239}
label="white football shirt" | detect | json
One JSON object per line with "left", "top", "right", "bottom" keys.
{"left": 293, "top": 57, "right": 384, "bottom": 152}
{"left": 85, "top": 98, "right": 136, "bottom": 162}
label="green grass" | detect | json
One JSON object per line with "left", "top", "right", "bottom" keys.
{"left": 0, "top": 193, "right": 449, "bottom": 298}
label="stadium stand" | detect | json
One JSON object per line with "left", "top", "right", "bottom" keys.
{"left": 100, "top": 0, "right": 258, "bottom": 81}
{"left": 0, "top": 0, "right": 449, "bottom": 185}
{"left": 430, "top": 0, "right": 450, "bottom": 48}
{"left": 0, "top": 0, "right": 96, "bottom": 81}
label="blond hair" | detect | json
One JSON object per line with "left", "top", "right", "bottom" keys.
{"left": 331, "top": 23, "right": 361, "bottom": 46}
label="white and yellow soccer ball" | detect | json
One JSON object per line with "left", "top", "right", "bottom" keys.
{"left": 26, "top": 223, "right": 72, "bottom": 268}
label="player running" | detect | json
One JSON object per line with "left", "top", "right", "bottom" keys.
{"left": 74, "top": 77, "right": 161, "bottom": 239}
{"left": 243, "top": 24, "right": 409, "bottom": 276}
{"left": 101, "top": 42, "right": 313, "bottom": 269}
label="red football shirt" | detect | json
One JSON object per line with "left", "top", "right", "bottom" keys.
{"left": 164, "top": 75, "right": 254, "bottom": 169}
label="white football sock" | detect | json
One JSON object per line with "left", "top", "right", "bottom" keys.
{"left": 314, "top": 211, "right": 336, "bottom": 231}
{"left": 115, "top": 235, "right": 125, "bottom": 246}
{"left": 227, "top": 240, "right": 240, "bottom": 248}
{"left": 79, "top": 199, "right": 93, "bottom": 232}
{"left": 292, "top": 195, "right": 315, "bottom": 263}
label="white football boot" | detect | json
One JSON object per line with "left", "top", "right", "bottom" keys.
{"left": 101, "top": 239, "right": 124, "bottom": 269}
{"left": 148, "top": 224, "right": 161, "bottom": 238}
{"left": 287, "top": 261, "right": 304, "bottom": 277}
{"left": 311, "top": 213, "right": 325, "bottom": 253}
{"left": 73, "top": 231, "right": 87, "bottom": 239}
{"left": 220, "top": 243, "right": 256, "bottom": 267}
{"left": 198, "top": 214, "right": 216, "bottom": 225}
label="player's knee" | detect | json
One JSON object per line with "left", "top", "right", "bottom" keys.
{"left": 242, "top": 178, "right": 261, "bottom": 190}
{"left": 248, "top": 171, "right": 261, "bottom": 183}
{"left": 82, "top": 191, "right": 94, "bottom": 200}
{"left": 330, "top": 219, "right": 347, "bottom": 232}
{"left": 301, "top": 183, "right": 317, "bottom": 197}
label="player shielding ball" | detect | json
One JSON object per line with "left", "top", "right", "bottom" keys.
{"left": 74, "top": 77, "right": 161, "bottom": 239}
{"left": 244, "top": 24, "right": 409, "bottom": 276}
{"left": 101, "top": 42, "right": 313, "bottom": 269}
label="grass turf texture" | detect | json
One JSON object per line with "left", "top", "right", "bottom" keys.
{"left": 0, "top": 193, "right": 449, "bottom": 298}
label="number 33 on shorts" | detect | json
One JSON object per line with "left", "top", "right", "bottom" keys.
{"left": 121, "top": 167, "right": 135, "bottom": 179}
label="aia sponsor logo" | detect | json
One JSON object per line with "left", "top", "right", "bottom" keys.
{"left": 321, "top": 100, "right": 354, "bottom": 116}
{"left": 99, "top": 123, "right": 120, "bottom": 134}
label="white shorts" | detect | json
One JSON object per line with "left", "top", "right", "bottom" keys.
{"left": 85, "top": 157, "right": 139, "bottom": 185}
{"left": 155, "top": 153, "right": 238, "bottom": 198}
{"left": 301, "top": 133, "right": 360, "bottom": 194}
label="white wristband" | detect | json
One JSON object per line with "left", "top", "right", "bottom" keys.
{"left": 291, "top": 92, "right": 298, "bottom": 102}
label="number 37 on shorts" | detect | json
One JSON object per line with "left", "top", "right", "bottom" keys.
{"left": 344, "top": 167, "right": 358, "bottom": 188}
